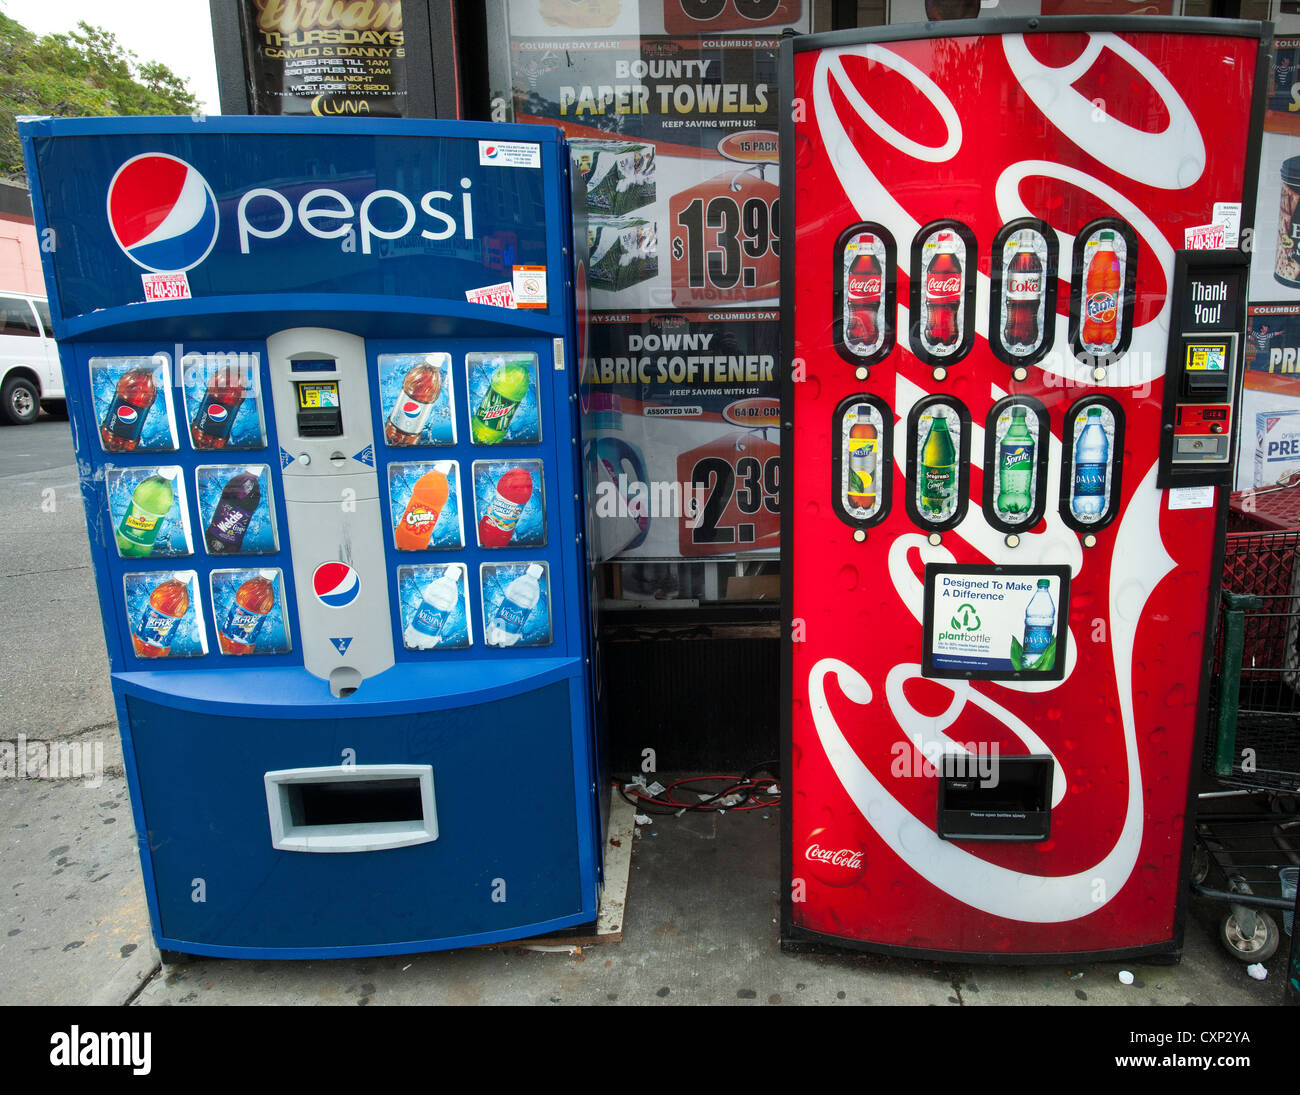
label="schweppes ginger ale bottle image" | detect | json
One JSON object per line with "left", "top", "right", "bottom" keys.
{"left": 919, "top": 415, "right": 956, "bottom": 515}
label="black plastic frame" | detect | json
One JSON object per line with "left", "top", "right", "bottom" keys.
{"left": 981, "top": 395, "right": 1050, "bottom": 535}
{"left": 831, "top": 394, "right": 892, "bottom": 530}
{"left": 832, "top": 223, "right": 897, "bottom": 367}
{"left": 1068, "top": 217, "right": 1139, "bottom": 367}
{"left": 908, "top": 220, "right": 977, "bottom": 367}
{"left": 988, "top": 218, "right": 1058, "bottom": 369}
{"left": 937, "top": 754, "right": 1054, "bottom": 843}
{"left": 1058, "top": 394, "right": 1126, "bottom": 534}
{"left": 921, "top": 563, "right": 1071, "bottom": 683}
{"left": 904, "top": 396, "right": 970, "bottom": 533}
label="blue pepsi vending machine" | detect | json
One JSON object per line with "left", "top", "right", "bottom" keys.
{"left": 20, "top": 115, "right": 605, "bottom": 958}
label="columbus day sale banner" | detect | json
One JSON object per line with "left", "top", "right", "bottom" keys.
{"left": 499, "top": 0, "right": 806, "bottom": 559}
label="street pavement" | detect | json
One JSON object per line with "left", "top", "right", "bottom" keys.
{"left": 0, "top": 413, "right": 1292, "bottom": 1006}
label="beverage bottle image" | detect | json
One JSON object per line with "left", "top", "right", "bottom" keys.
{"left": 845, "top": 242, "right": 882, "bottom": 350}
{"left": 404, "top": 564, "right": 463, "bottom": 650}
{"left": 846, "top": 421, "right": 878, "bottom": 511}
{"left": 919, "top": 415, "right": 956, "bottom": 515}
{"left": 219, "top": 574, "right": 276, "bottom": 655}
{"left": 471, "top": 360, "right": 530, "bottom": 444}
{"left": 1082, "top": 231, "right": 1122, "bottom": 352}
{"left": 1002, "top": 235, "right": 1043, "bottom": 352}
{"left": 100, "top": 367, "right": 156, "bottom": 452}
{"left": 1071, "top": 407, "right": 1110, "bottom": 518}
{"left": 394, "top": 463, "right": 452, "bottom": 551}
{"left": 115, "top": 473, "right": 174, "bottom": 557}
{"left": 132, "top": 578, "right": 189, "bottom": 658}
{"left": 1022, "top": 579, "right": 1056, "bottom": 670}
{"left": 486, "top": 564, "right": 544, "bottom": 648}
{"left": 479, "top": 466, "right": 535, "bottom": 547}
{"left": 384, "top": 357, "right": 443, "bottom": 446}
{"left": 205, "top": 471, "right": 261, "bottom": 554}
{"left": 924, "top": 232, "right": 962, "bottom": 349}
{"left": 190, "top": 368, "right": 248, "bottom": 449}
{"left": 995, "top": 407, "right": 1035, "bottom": 516}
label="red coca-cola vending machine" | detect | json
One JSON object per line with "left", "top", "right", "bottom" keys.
{"left": 781, "top": 17, "right": 1268, "bottom": 961}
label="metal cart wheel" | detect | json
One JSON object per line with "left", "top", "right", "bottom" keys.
{"left": 1218, "top": 910, "right": 1280, "bottom": 963}
{"left": 1192, "top": 842, "right": 1210, "bottom": 886}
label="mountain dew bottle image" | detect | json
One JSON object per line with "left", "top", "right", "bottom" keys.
{"left": 919, "top": 415, "right": 956, "bottom": 515}
{"left": 485, "top": 564, "right": 543, "bottom": 648}
{"left": 1022, "top": 579, "right": 1056, "bottom": 670}
{"left": 471, "top": 359, "right": 530, "bottom": 444}
{"left": 116, "top": 473, "right": 174, "bottom": 557}
{"left": 995, "top": 406, "right": 1035, "bottom": 516}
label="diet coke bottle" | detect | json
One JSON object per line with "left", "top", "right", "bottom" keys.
{"left": 924, "top": 232, "right": 962, "bottom": 349}
{"left": 845, "top": 243, "right": 883, "bottom": 352}
{"left": 1003, "top": 235, "right": 1044, "bottom": 352}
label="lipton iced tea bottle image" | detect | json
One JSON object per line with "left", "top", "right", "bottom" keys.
{"left": 1082, "top": 231, "right": 1122, "bottom": 354}
{"left": 385, "top": 357, "right": 444, "bottom": 446}
{"left": 219, "top": 574, "right": 276, "bottom": 655}
{"left": 394, "top": 463, "right": 452, "bottom": 551}
{"left": 116, "top": 473, "right": 174, "bottom": 557}
{"left": 471, "top": 359, "right": 530, "bottom": 444}
{"left": 133, "top": 577, "right": 189, "bottom": 658}
{"left": 101, "top": 366, "right": 156, "bottom": 452}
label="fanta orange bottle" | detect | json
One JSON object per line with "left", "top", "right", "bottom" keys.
{"left": 1082, "top": 231, "right": 1121, "bottom": 351}
{"left": 395, "top": 463, "right": 451, "bottom": 551}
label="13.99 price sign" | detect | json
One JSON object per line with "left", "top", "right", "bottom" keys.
{"left": 671, "top": 173, "right": 781, "bottom": 307}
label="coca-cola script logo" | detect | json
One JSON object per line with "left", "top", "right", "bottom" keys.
{"left": 1006, "top": 274, "right": 1042, "bottom": 298}
{"left": 847, "top": 275, "right": 882, "bottom": 298}
{"left": 806, "top": 843, "right": 865, "bottom": 869}
{"left": 925, "top": 275, "right": 961, "bottom": 300}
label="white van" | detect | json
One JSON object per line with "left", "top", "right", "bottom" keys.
{"left": 0, "top": 290, "right": 63, "bottom": 424}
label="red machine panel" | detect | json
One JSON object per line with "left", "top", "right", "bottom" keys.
{"left": 782, "top": 21, "right": 1263, "bottom": 959}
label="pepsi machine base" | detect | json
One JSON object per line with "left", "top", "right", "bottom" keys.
{"left": 115, "top": 661, "right": 600, "bottom": 958}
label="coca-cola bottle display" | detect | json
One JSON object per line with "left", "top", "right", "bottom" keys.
{"left": 1001, "top": 230, "right": 1045, "bottom": 355}
{"left": 923, "top": 232, "right": 963, "bottom": 352}
{"left": 835, "top": 224, "right": 894, "bottom": 366}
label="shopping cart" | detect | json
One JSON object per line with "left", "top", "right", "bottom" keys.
{"left": 1195, "top": 529, "right": 1300, "bottom": 963}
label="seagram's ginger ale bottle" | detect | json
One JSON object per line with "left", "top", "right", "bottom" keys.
{"left": 919, "top": 415, "right": 956, "bottom": 515}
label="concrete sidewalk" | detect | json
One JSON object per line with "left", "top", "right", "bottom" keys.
{"left": 0, "top": 418, "right": 1292, "bottom": 1006}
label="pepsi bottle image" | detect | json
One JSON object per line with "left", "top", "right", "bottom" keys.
{"left": 191, "top": 370, "right": 249, "bottom": 449}
{"left": 205, "top": 472, "right": 261, "bottom": 554}
{"left": 100, "top": 367, "right": 156, "bottom": 452}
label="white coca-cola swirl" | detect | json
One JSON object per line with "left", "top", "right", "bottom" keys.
{"left": 1001, "top": 32, "right": 1205, "bottom": 190}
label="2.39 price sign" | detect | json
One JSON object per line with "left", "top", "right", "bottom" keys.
{"left": 679, "top": 434, "right": 780, "bottom": 555}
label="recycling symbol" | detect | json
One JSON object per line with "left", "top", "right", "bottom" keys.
{"left": 951, "top": 603, "right": 981, "bottom": 631}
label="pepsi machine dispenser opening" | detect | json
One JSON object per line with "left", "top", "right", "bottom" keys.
{"left": 21, "top": 116, "right": 605, "bottom": 958}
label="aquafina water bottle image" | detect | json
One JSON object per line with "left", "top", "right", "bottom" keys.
{"left": 483, "top": 563, "right": 549, "bottom": 648}
{"left": 404, "top": 564, "right": 463, "bottom": 650}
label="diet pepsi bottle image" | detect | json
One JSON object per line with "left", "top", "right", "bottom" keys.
{"left": 1022, "top": 579, "right": 1056, "bottom": 671}
{"left": 385, "top": 358, "right": 443, "bottom": 446}
{"left": 205, "top": 471, "right": 261, "bottom": 554}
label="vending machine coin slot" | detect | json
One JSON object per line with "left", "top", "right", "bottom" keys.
{"left": 1157, "top": 250, "right": 1248, "bottom": 488}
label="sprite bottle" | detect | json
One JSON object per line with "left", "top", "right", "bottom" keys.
{"left": 116, "top": 473, "right": 174, "bottom": 557}
{"left": 996, "top": 406, "right": 1035, "bottom": 516}
{"left": 919, "top": 415, "right": 956, "bottom": 515}
{"left": 471, "top": 359, "right": 530, "bottom": 444}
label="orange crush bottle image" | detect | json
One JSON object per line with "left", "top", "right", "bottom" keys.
{"left": 1081, "top": 230, "right": 1122, "bottom": 352}
{"left": 132, "top": 578, "right": 189, "bottom": 658}
{"left": 219, "top": 574, "right": 276, "bottom": 655}
{"left": 394, "top": 462, "right": 452, "bottom": 551}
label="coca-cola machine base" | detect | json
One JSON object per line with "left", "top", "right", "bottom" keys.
{"left": 780, "top": 18, "right": 1267, "bottom": 961}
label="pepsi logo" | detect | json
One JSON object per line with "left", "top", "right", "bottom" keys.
{"left": 116, "top": 406, "right": 138, "bottom": 424}
{"left": 401, "top": 401, "right": 420, "bottom": 416}
{"left": 484, "top": 145, "right": 499, "bottom": 159}
{"left": 312, "top": 561, "right": 361, "bottom": 608}
{"left": 107, "top": 153, "right": 219, "bottom": 273}
{"left": 206, "top": 405, "right": 228, "bottom": 422}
